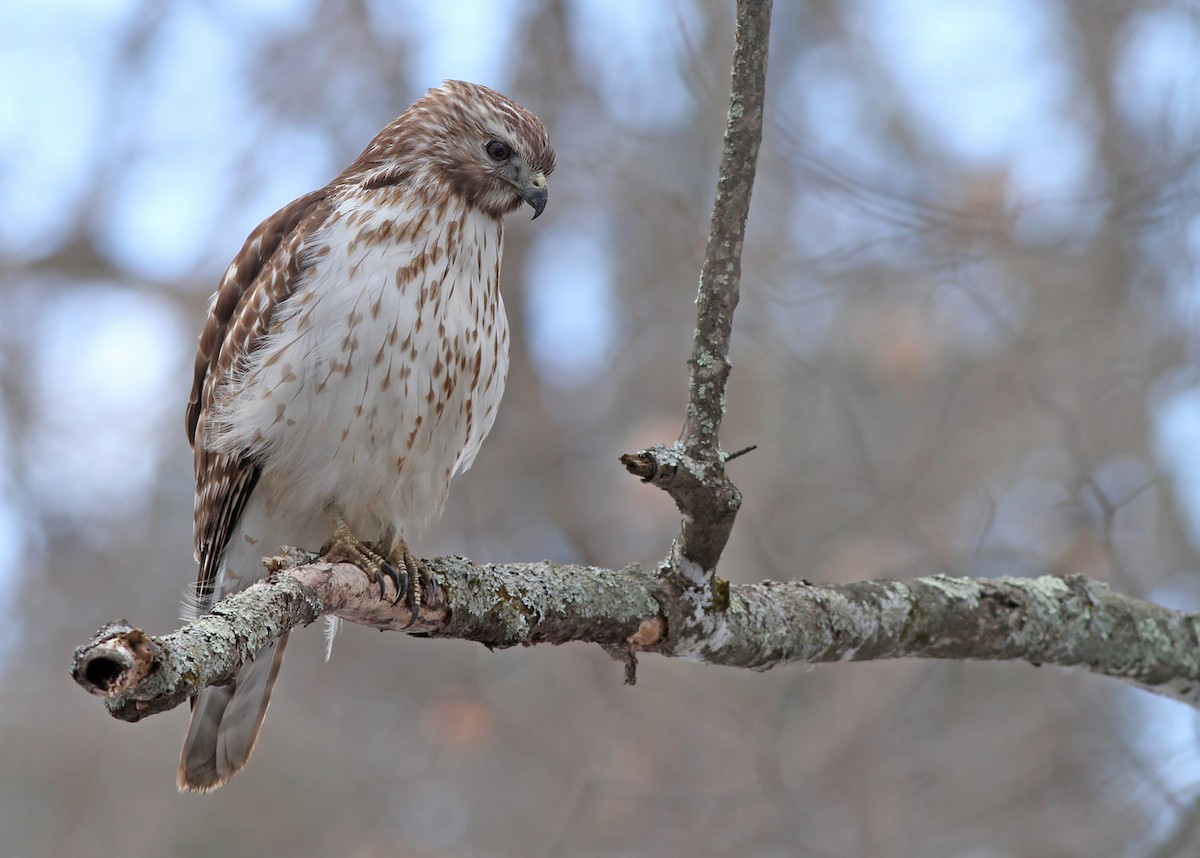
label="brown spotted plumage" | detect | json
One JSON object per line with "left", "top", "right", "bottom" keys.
{"left": 179, "top": 81, "right": 553, "bottom": 792}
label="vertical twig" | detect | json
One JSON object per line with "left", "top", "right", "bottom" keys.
{"left": 683, "top": 0, "right": 771, "bottom": 454}
{"left": 620, "top": 0, "right": 772, "bottom": 585}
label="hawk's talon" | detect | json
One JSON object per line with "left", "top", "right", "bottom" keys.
{"left": 321, "top": 510, "right": 439, "bottom": 621}
{"left": 379, "top": 559, "right": 402, "bottom": 600}
{"left": 390, "top": 541, "right": 439, "bottom": 625}
{"left": 322, "top": 513, "right": 407, "bottom": 604}
{"left": 373, "top": 562, "right": 397, "bottom": 601}
{"left": 391, "top": 567, "right": 410, "bottom": 607}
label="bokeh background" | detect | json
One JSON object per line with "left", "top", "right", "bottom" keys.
{"left": 2, "top": 1, "right": 1199, "bottom": 856}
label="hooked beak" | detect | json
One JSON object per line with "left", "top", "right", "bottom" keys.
{"left": 518, "top": 174, "right": 548, "bottom": 220}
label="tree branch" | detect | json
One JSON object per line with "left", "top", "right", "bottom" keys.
{"left": 73, "top": 552, "right": 1200, "bottom": 716}
{"left": 620, "top": 0, "right": 772, "bottom": 586}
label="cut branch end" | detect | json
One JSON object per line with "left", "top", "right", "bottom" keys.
{"left": 72, "top": 622, "right": 161, "bottom": 698}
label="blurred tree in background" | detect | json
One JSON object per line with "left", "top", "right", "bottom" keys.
{"left": 2, "top": 1, "right": 1199, "bottom": 855}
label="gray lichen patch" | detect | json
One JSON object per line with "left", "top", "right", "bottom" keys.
{"left": 439, "top": 559, "right": 659, "bottom": 649}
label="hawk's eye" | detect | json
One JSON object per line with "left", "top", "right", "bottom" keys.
{"left": 486, "top": 140, "right": 512, "bottom": 162}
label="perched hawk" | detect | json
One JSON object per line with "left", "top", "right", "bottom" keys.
{"left": 180, "top": 80, "right": 554, "bottom": 792}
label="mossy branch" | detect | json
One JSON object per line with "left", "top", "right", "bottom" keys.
{"left": 73, "top": 551, "right": 1200, "bottom": 717}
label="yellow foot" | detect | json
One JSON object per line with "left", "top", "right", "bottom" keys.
{"left": 320, "top": 513, "right": 440, "bottom": 627}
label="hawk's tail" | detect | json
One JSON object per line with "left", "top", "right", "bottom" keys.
{"left": 177, "top": 633, "right": 289, "bottom": 792}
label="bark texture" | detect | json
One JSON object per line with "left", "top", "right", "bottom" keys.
{"left": 72, "top": 552, "right": 1200, "bottom": 716}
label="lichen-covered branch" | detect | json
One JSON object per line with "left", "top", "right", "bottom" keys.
{"left": 682, "top": 0, "right": 770, "bottom": 457}
{"left": 72, "top": 553, "right": 1200, "bottom": 715}
{"left": 72, "top": 551, "right": 660, "bottom": 721}
{"left": 669, "top": 574, "right": 1200, "bottom": 709}
{"left": 620, "top": 0, "right": 772, "bottom": 586}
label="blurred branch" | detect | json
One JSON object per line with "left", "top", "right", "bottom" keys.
{"left": 620, "top": 0, "right": 771, "bottom": 588}
{"left": 73, "top": 551, "right": 1200, "bottom": 717}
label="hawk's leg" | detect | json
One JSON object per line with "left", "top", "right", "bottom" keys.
{"left": 320, "top": 508, "right": 439, "bottom": 626}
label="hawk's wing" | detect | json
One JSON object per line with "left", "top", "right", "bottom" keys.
{"left": 187, "top": 189, "right": 332, "bottom": 607}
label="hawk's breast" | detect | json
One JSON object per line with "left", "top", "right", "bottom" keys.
{"left": 209, "top": 194, "right": 509, "bottom": 540}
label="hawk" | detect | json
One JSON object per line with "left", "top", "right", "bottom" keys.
{"left": 179, "top": 80, "right": 554, "bottom": 792}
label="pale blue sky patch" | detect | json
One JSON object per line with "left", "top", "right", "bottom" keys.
{"left": 210, "top": 0, "right": 319, "bottom": 33}
{"left": 369, "top": 0, "right": 524, "bottom": 90}
{"left": 1154, "top": 383, "right": 1200, "bottom": 551}
{"left": 788, "top": 42, "right": 901, "bottom": 184}
{"left": 203, "top": 125, "right": 338, "bottom": 277}
{"left": 857, "top": 0, "right": 1092, "bottom": 207}
{"left": 1181, "top": 215, "right": 1200, "bottom": 333}
{"left": 26, "top": 285, "right": 188, "bottom": 523}
{"left": 1115, "top": 7, "right": 1200, "bottom": 148}
{"left": 0, "top": 496, "right": 22, "bottom": 651}
{"left": 0, "top": 400, "right": 24, "bottom": 649}
{"left": 523, "top": 222, "right": 616, "bottom": 389}
{"left": 102, "top": 155, "right": 232, "bottom": 280}
{"left": 0, "top": 1, "right": 128, "bottom": 255}
{"left": 568, "top": 0, "right": 697, "bottom": 131}
{"left": 133, "top": 6, "right": 250, "bottom": 147}
{"left": 95, "top": 5, "right": 253, "bottom": 278}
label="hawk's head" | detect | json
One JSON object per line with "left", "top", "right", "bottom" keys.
{"left": 345, "top": 80, "right": 555, "bottom": 220}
